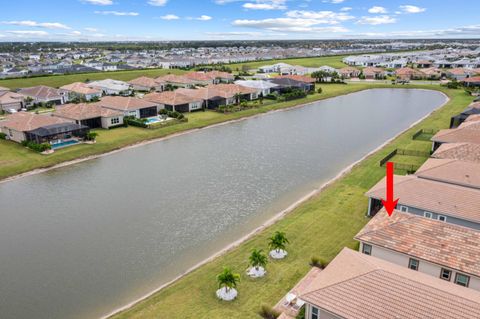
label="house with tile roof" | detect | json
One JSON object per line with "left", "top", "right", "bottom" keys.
{"left": 415, "top": 158, "right": 480, "bottom": 189}
{"left": 234, "top": 80, "right": 278, "bottom": 96}
{"left": 155, "top": 74, "right": 197, "bottom": 88}
{"left": 60, "top": 82, "right": 103, "bottom": 102}
{"left": 128, "top": 76, "right": 164, "bottom": 92}
{"left": 365, "top": 174, "right": 480, "bottom": 230}
{"left": 17, "top": 85, "right": 68, "bottom": 106}
{"left": 432, "top": 142, "right": 480, "bottom": 163}
{"left": 97, "top": 96, "right": 159, "bottom": 118}
{"left": 0, "top": 90, "right": 25, "bottom": 112}
{"left": 53, "top": 103, "right": 124, "bottom": 129}
{"left": 298, "top": 248, "right": 480, "bottom": 319}
{"left": 0, "top": 112, "right": 88, "bottom": 143}
{"left": 432, "top": 121, "right": 480, "bottom": 150}
{"left": 143, "top": 91, "right": 203, "bottom": 112}
{"left": 355, "top": 209, "right": 480, "bottom": 290}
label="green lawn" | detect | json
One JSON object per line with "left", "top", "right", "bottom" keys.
{"left": 0, "top": 68, "right": 186, "bottom": 90}
{"left": 107, "top": 87, "right": 472, "bottom": 319}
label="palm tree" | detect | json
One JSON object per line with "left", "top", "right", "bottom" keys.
{"left": 249, "top": 249, "right": 268, "bottom": 271}
{"left": 268, "top": 231, "right": 289, "bottom": 253}
{"left": 217, "top": 267, "right": 240, "bottom": 293}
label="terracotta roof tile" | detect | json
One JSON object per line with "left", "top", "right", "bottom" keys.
{"left": 300, "top": 248, "right": 480, "bottom": 319}
{"left": 416, "top": 158, "right": 480, "bottom": 189}
{"left": 1, "top": 112, "right": 69, "bottom": 132}
{"left": 54, "top": 103, "right": 122, "bottom": 121}
{"left": 432, "top": 142, "right": 480, "bottom": 163}
{"left": 366, "top": 175, "right": 480, "bottom": 223}
{"left": 355, "top": 209, "right": 480, "bottom": 277}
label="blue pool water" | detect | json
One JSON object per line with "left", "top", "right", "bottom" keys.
{"left": 146, "top": 117, "right": 161, "bottom": 124}
{"left": 51, "top": 140, "right": 79, "bottom": 149}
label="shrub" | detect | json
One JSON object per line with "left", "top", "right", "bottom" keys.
{"left": 258, "top": 304, "right": 280, "bottom": 319}
{"left": 124, "top": 116, "right": 148, "bottom": 128}
{"left": 22, "top": 141, "right": 52, "bottom": 152}
{"left": 317, "top": 87, "right": 322, "bottom": 94}
{"left": 0, "top": 132, "right": 6, "bottom": 139}
{"left": 310, "top": 256, "right": 329, "bottom": 269}
{"left": 85, "top": 132, "right": 98, "bottom": 141}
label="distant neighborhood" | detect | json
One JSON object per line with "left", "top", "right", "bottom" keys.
{"left": 1, "top": 45, "right": 480, "bottom": 153}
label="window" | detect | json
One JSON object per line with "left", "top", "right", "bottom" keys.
{"left": 424, "top": 211, "right": 433, "bottom": 219}
{"left": 455, "top": 273, "right": 470, "bottom": 287}
{"left": 311, "top": 306, "right": 319, "bottom": 319}
{"left": 111, "top": 117, "right": 120, "bottom": 125}
{"left": 400, "top": 205, "right": 408, "bottom": 212}
{"left": 440, "top": 268, "right": 452, "bottom": 281}
{"left": 408, "top": 258, "right": 419, "bottom": 271}
{"left": 438, "top": 215, "right": 447, "bottom": 222}
{"left": 362, "top": 243, "right": 372, "bottom": 255}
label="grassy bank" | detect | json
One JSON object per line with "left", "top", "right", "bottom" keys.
{"left": 105, "top": 86, "right": 470, "bottom": 319}
{"left": 0, "top": 68, "right": 186, "bottom": 90}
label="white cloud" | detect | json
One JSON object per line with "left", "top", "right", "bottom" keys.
{"left": 1, "top": 20, "right": 70, "bottom": 29}
{"left": 399, "top": 5, "right": 426, "bottom": 13}
{"left": 351, "top": 24, "right": 480, "bottom": 38}
{"left": 233, "top": 18, "right": 349, "bottom": 32}
{"left": 285, "top": 10, "right": 354, "bottom": 22}
{"left": 368, "top": 6, "right": 387, "bottom": 14}
{"left": 242, "top": 0, "right": 287, "bottom": 10}
{"left": 84, "top": 27, "right": 98, "bottom": 32}
{"left": 82, "top": 0, "right": 113, "bottom": 5}
{"left": 357, "top": 15, "right": 396, "bottom": 25}
{"left": 340, "top": 7, "right": 352, "bottom": 11}
{"left": 195, "top": 15, "right": 212, "bottom": 21}
{"left": 6, "top": 30, "right": 49, "bottom": 36}
{"left": 148, "top": 0, "right": 168, "bottom": 6}
{"left": 160, "top": 14, "right": 180, "bottom": 20}
{"left": 94, "top": 11, "right": 139, "bottom": 16}
{"left": 322, "top": 0, "right": 344, "bottom": 3}
{"left": 71, "top": 31, "right": 82, "bottom": 35}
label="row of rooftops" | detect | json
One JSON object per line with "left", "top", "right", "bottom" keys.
{"left": 277, "top": 97, "right": 480, "bottom": 318}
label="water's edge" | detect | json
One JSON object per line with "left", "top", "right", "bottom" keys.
{"left": 102, "top": 90, "right": 449, "bottom": 319}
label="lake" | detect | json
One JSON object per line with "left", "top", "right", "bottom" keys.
{"left": 0, "top": 89, "right": 447, "bottom": 319}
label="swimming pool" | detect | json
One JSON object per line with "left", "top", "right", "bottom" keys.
{"left": 51, "top": 140, "right": 79, "bottom": 149}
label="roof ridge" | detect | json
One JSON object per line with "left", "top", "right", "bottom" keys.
{"left": 355, "top": 212, "right": 416, "bottom": 239}
{"left": 417, "top": 159, "right": 455, "bottom": 174}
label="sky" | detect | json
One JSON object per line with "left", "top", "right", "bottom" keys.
{"left": 0, "top": 0, "right": 479, "bottom": 41}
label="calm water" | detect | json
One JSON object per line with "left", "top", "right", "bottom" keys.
{"left": 0, "top": 89, "right": 446, "bottom": 319}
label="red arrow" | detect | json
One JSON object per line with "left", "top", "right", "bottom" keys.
{"left": 381, "top": 162, "right": 399, "bottom": 216}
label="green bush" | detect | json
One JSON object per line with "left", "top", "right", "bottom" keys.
{"left": 86, "top": 132, "right": 98, "bottom": 141}
{"left": 258, "top": 304, "right": 280, "bottom": 319}
{"left": 0, "top": 132, "right": 6, "bottom": 140}
{"left": 158, "top": 109, "right": 185, "bottom": 119}
{"left": 317, "top": 87, "right": 323, "bottom": 94}
{"left": 310, "top": 256, "right": 329, "bottom": 269}
{"left": 124, "top": 116, "right": 148, "bottom": 128}
{"left": 264, "top": 93, "right": 277, "bottom": 100}
{"left": 21, "top": 140, "right": 52, "bottom": 152}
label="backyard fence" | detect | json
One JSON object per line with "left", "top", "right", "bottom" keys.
{"left": 412, "top": 128, "right": 439, "bottom": 141}
{"left": 396, "top": 148, "right": 431, "bottom": 157}
{"left": 379, "top": 149, "right": 397, "bottom": 167}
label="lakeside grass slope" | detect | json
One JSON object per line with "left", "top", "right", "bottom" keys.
{"left": 107, "top": 87, "right": 471, "bottom": 319}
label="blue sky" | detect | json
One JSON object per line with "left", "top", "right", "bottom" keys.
{"left": 0, "top": 0, "right": 479, "bottom": 41}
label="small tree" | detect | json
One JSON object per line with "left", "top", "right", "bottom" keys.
{"left": 249, "top": 249, "right": 268, "bottom": 271}
{"left": 317, "top": 87, "right": 322, "bottom": 94}
{"left": 86, "top": 132, "right": 98, "bottom": 141}
{"left": 217, "top": 267, "right": 240, "bottom": 293}
{"left": 268, "top": 231, "right": 289, "bottom": 253}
